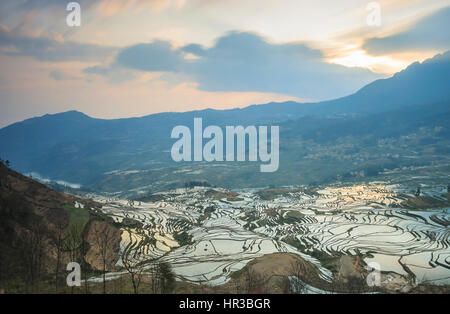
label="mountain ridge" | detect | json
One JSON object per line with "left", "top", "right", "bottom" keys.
{"left": 3, "top": 50, "right": 449, "bottom": 129}
{"left": 0, "top": 51, "right": 449, "bottom": 192}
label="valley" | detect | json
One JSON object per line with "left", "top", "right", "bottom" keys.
{"left": 81, "top": 168, "right": 450, "bottom": 293}
{"left": 1, "top": 50, "right": 449, "bottom": 294}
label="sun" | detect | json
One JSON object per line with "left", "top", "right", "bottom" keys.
{"left": 328, "top": 49, "right": 410, "bottom": 75}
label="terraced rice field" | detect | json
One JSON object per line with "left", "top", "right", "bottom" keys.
{"left": 89, "top": 182, "right": 450, "bottom": 287}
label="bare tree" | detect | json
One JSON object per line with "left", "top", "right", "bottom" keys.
{"left": 22, "top": 222, "right": 46, "bottom": 291}
{"left": 92, "top": 222, "right": 115, "bottom": 294}
{"left": 148, "top": 261, "right": 175, "bottom": 294}
{"left": 52, "top": 219, "right": 66, "bottom": 293}
{"left": 149, "top": 262, "right": 160, "bottom": 294}
{"left": 122, "top": 247, "right": 146, "bottom": 294}
{"left": 63, "top": 223, "right": 83, "bottom": 294}
{"left": 158, "top": 262, "right": 175, "bottom": 294}
{"left": 80, "top": 229, "right": 90, "bottom": 294}
{"left": 288, "top": 260, "right": 307, "bottom": 294}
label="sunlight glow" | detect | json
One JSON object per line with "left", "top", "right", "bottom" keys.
{"left": 328, "top": 49, "right": 410, "bottom": 74}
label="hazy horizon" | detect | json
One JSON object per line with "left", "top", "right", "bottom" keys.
{"left": 0, "top": 0, "right": 449, "bottom": 127}
{"left": 1, "top": 1, "right": 450, "bottom": 298}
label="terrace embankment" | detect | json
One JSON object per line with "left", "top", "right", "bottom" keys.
{"left": 218, "top": 253, "right": 417, "bottom": 294}
{"left": 221, "top": 253, "right": 328, "bottom": 293}
{"left": 401, "top": 194, "right": 450, "bottom": 210}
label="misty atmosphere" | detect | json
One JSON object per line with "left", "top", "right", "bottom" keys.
{"left": 0, "top": 0, "right": 449, "bottom": 300}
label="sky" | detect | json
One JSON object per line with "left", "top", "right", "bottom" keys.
{"left": 0, "top": 0, "right": 449, "bottom": 127}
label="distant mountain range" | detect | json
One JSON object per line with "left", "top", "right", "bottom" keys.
{"left": 1, "top": 51, "right": 449, "bottom": 195}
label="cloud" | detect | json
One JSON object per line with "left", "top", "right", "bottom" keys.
{"left": 181, "top": 43, "right": 207, "bottom": 57}
{"left": 0, "top": 0, "right": 98, "bottom": 12}
{"left": 83, "top": 64, "right": 137, "bottom": 83}
{"left": 0, "top": 24, "right": 117, "bottom": 62}
{"left": 0, "top": 0, "right": 95, "bottom": 22}
{"left": 117, "top": 41, "right": 183, "bottom": 72}
{"left": 115, "top": 31, "right": 382, "bottom": 100}
{"left": 49, "top": 69, "right": 79, "bottom": 81}
{"left": 1, "top": 24, "right": 382, "bottom": 100}
{"left": 0, "top": 0, "right": 188, "bottom": 19}
{"left": 363, "top": 6, "right": 450, "bottom": 55}
{"left": 96, "top": 0, "right": 187, "bottom": 16}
